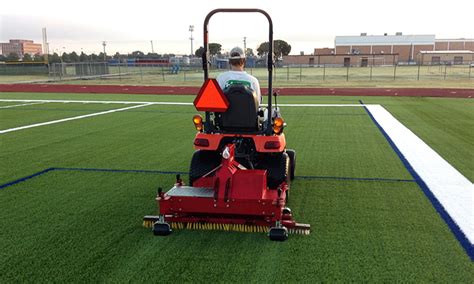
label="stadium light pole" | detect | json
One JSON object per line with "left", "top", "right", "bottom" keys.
{"left": 102, "top": 41, "right": 107, "bottom": 61}
{"left": 243, "top": 37, "right": 247, "bottom": 54}
{"left": 189, "top": 25, "right": 194, "bottom": 57}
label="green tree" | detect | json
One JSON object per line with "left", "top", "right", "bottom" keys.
{"left": 257, "top": 40, "right": 291, "bottom": 58}
{"left": 33, "top": 53, "right": 45, "bottom": 62}
{"left": 6, "top": 52, "right": 19, "bottom": 61}
{"left": 195, "top": 46, "right": 204, "bottom": 57}
{"left": 90, "top": 53, "right": 99, "bottom": 61}
{"left": 256, "top": 42, "right": 269, "bottom": 56}
{"left": 245, "top": 48, "right": 255, "bottom": 57}
{"left": 49, "top": 53, "right": 61, "bottom": 63}
{"left": 22, "top": 53, "right": 33, "bottom": 62}
{"left": 61, "top": 52, "right": 70, "bottom": 63}
{"left": 209, "top": 43, "right": 222, "bottom": 55}
{"left": 146, "top": 52, "right": 160, "bottom": 59}
{"left": 131, "top": 51, "right": 145, "bottom": 58}
{"left": 69, "top": 51, "right": 79, "bottom": 62}
{"left": 79, "top": 52, "right": 88, "bottom": 62}
{"left": 97, "top": 52, "right": 107, "bottom": 61}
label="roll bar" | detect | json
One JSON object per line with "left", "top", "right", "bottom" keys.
{"left": 202, "top": 8, "right": 274, "bottom": 135}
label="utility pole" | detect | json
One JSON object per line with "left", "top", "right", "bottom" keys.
{"left": 243, "top": 37, "right": 247, "bottom": 54}
{"left": 42, "top": 27, "right": 49, "bottom": 63}
{"left": 189, "top": 25, "right": 194, "bottom": 57}
{"left": 151, "top": 40, "right": 154, "bottom": 53}
{"left": 102, "top": 41, "right": 107, "bottom": 61}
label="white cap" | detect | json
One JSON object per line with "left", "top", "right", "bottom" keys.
{"left": 229, "top": 46, "right": 245, "bottom": 59}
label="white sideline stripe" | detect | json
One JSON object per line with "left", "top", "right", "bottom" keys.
{"left": 0, "top": 102, "right": 45, "bottom": 109}
{"left": 0, "top": 103, "right": 153, "bottom": 134}
{"left": 366, "top": 105, "right": 474, "bottom": 244}
{"left": 0, "top": 99, "right": 192, "bottom": 105}
{"left": 280, "top": 104, "right": 367, "bottom": 107}
{"left": 0, "top": 99, "right": 373, "bottom": 107}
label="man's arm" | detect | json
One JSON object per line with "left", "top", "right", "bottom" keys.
{"left": 253, "top": 78, "right": 262, "bottom": 104}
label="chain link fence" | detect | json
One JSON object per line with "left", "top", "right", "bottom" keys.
{"left": 0, "top": 62, "right": 472, "bottom": 85}
{"left": 42, "top": 62, "right": 473, "bottom": 85}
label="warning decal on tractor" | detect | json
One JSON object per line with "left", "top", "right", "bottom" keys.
{"left": 193, "top": 79, "right": 229, "bottom": 112}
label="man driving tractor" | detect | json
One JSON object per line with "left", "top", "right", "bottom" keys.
{"left": 216, "top": 46, "right": 262, "bottom": 104}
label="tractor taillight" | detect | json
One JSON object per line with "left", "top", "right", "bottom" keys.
{"left": 194, "top": 138, "right": 209, "bottom": 147}
{"left": 192, "top": 115, "right": 203, "bottom": 132}
{"left": 264, "top": 141, "right": 281, "bottom": 149}
{"left": 273, "top": 117, "right": 285, "bottom": 134}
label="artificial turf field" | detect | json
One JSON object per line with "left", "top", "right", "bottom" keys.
{"left": 0, "top": 92, "right": 473, "bottom": 282}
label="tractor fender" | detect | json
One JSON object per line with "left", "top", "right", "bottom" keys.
{"left": 193, "top": 132, "right": 286, "bottom": 153}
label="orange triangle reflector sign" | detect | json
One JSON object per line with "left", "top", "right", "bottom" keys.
{"left": 194, "top": 79, "right": 229, "bottom": 112}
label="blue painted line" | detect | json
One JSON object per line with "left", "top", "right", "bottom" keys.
{"left": 53, "top": 167, "right": 188, "bottom": 175}
{"left": 0, "top": 167, "right": 415, "bottom": 191}
{"left": 0, "top": 167, "right": 55, "bottom": 190}
{"left": 359, "top": 100, "right": 473, "bottom": 261}
{"left": 296, "top": 175, "right": 415, "bottom": 183}
{"left": 0, "top": 167, "right": 187, "bottom": 190}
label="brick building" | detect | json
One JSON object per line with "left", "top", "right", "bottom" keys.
{"left": 334, "top": 34, "right": 435, "bottom": 63}
{"left": 417, "top": 50, "right": 474, "bottom": 65}
{"left": 283, "top": 33, "right": 474, "bottom": 66}
{"left": 282, "top": 53, "right": 398, "bottom": 67}
{"left": 0, "top": 39, "right": 43, "bottom": 58}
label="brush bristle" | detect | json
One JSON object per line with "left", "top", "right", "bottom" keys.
{"left": 170, "top": 222, "right": 270, "bottom": 233}
{"left": 143, "top": 221, "right": 310, "bottom": 235}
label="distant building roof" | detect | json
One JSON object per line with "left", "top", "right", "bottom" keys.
{"left": 419, "top": 50, "right": 474, "bottom": 54}
{"left": 435, "top": 38, "right": 474, "bottom": 42}
{"left": 335, "top": 34, "right": 436, "bottom": 46}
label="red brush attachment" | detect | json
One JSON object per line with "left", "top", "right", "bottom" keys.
{"left": 157, "top": 144, "right": 290, "bottom": 227}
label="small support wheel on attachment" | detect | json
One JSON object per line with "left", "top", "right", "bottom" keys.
{"left": 269, "top": 226, "right": 288, "bottom": 241}
{"left": 153, "top": 222, "right": 172, "bottom": 236}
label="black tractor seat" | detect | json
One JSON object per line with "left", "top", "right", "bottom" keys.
{"left": 217, "top": 84, "right": 261, "bottom": 133}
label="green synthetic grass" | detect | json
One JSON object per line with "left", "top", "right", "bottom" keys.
{"left": 0, "top": 75, "right": 49, "bottom": 83}
{"left": 0, "top": 103, "right": 128, "bottom": 129}
{"left": 0, "top": 92, "right": 473, "bottom": 281}
{"left": 1, "top": 92, "right": 472, "bottom": 179}
{"left": 1, "top": 173, "right": 472, "bottom": 282}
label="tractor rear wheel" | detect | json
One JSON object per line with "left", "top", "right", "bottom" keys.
{"left": 286, "top": 149, "right": 296, "bottom": 180}
{"left": 269, "top": 226, "right": 288, "bottom": 241}
{"left": 261, "top": 152, "right": 289, "bottom": 189}
{"left": 189, "top": 150, "right": 221, "bottom": 186}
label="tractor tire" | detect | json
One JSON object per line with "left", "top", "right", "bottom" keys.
{"left": 189, "top": 150, "right": 221, "bottom": 186}
{"left": 286, "top": 149, "right": 296, "bottom": 181}
{"left": 261, "top": 152, "right": 289, "bottom": 189}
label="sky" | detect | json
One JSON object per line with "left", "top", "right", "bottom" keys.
{"left": 1, "top": 0, "right": 473, "bottom": 55}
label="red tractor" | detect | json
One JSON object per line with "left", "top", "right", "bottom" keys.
{"left": 144, "top": 8, "right": 310, "bottom": 241}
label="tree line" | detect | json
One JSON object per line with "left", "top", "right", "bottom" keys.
{"left": 194, "top": 40, "right": 291, "bottom": 58}
{"left": 0, "top": 51, "right": 177, "bottom": 64}
{"left": 0, "top": 39, "right": 291, "bottom": 63}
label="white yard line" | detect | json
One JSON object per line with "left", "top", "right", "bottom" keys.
{"left": 0, "top": 99, "right": 372, "bottom": 107}
{"left": 0, "top": 102, "right": 45, "bottom": 109}
{"left": 0, "top": 103, "right": 153, "bottom": 134}
{"left": 366, "top": 105, "right": 474, "bottom": 245}
{"left": 0, "top": 99, "right": 192, "bottom": 105}
{"left": 279, "top": 104, "right": 367, "bottom": 107}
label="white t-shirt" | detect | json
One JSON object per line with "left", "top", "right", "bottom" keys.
{"left": 216, "top": 71, "right": 261, "bottom": 103}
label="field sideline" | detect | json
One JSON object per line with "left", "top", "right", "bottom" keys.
{"left": 1, "top": 83, "right": 473, "bottom": 97}
{"left": 0, "top": 92, "right": 473, "bottom": 281}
